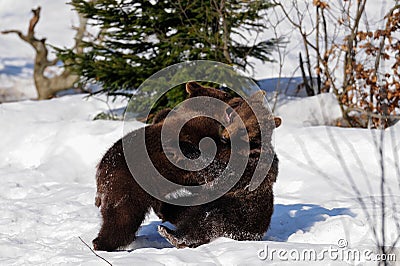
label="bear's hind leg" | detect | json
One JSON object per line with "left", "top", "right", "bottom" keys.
{"left": 93, "top": 196, "right": 149, "bottom": 251}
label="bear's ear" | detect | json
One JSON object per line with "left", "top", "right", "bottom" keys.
{"left": 274, "top": 117, "right": 282, "bottom": 128}
{"left": 185, "top": 81, "right": 203, "bottom": 94}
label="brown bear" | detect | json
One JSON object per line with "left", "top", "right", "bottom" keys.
{"left": 151, "top": 82, "right": 232, "bottom": 124}
{"left": 158, "top": 91, "right": 282, "bottom": 248}
{"left": 93, "top": 82, "right": 232, "bottom": 251}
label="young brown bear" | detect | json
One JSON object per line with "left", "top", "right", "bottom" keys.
{"left": 158, "top": 92, "right": 282, "bottom": 248}
{"left": 93, "top": 82, "right": 232, "bottom": 251}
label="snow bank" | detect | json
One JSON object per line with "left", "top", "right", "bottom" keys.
{"left": 0, "top": 58, "right": 36, "bottom": 102}
{"left": 274, "top": 93, "right": 342, "bottom": 127}
{"left": 0, "top": 95, "right": 134, "bottom": 180}
{"left": 0, "top": 95, "right": 398, "bottom": 265}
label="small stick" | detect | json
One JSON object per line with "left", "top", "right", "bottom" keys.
{"left": 78, "top": 236, "right": 112, "bottom": 266}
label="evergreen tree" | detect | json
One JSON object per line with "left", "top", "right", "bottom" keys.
{"left": 58, "top": 0, "right": 279, "bottom": 96}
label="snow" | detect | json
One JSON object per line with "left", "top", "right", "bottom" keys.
{"left": 250, "top": 0, "right": 394, "bottom": 79}
{"left": 0, "top": 94, "right": 398, "bottom": 265}
{"left": 274, "top": 93, "right": 342, "bottom": 127}
{"left": 0, "top": 0, "right": 399, "bottom": 265}
{"left": 0, "top": 58, "right": 36, "bottom": 101}
{"left": 165, "top": 188, "right": 193, "bottom": 200}
{"left": 0, "top": 0, "right": 79, "bottom": 102}
{"left": 0, "top": 0, "right": 78, "bottom": 59}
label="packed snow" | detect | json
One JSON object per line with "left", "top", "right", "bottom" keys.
{"left": 1, "top": 0, "right": 399, "bottom": 265}
{"left": 0, "top": 94, "right": 398, "bottom": 265}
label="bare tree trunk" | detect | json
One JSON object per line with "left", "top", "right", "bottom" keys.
{"left": 212, "top": 0, "right": 233, "bottom": 64}
{"left": 2, "top": 7, "right": 87, "bottom": 100}
{"left": 341, "top": 0, "right": 366, "bottom": 106}
{"left": 315, "top": 6, "right": 322, "bottom": 94}
{"left": 273, "top": 0, "right": 367, "bottom": 127}
{"left": 299, "top": 52, "right": 315, "bottom": 96}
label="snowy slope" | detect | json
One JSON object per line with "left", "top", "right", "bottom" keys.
{"left": 0, "top": 0, "right": 399, "bottom": 265}
{"left": 0, "top": 94, "right": 399, "bottom": 265}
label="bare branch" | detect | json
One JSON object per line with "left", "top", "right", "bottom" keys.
{"left": 78, "top": 236, "right": 112, "bottom": 265}
{"left": 28, "top": 7, "right": 41, "bottom": 38}
{"left": 73, "top": 11, "right": 88, "bottom": 54}
{"left": 2, "top": 6, "right": 87, "bottom": 99}
{"left": 2, "top": 29, "right": 24, "bottom": 37}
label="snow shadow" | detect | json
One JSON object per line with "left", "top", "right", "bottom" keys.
{"left": 129, "top": 204, "right": 353, "bottom": 250}
{"left": 127, "top": 221, "right": 174, "bottom": 251}
{"left": 0, "top": 58, "right": 33, "bottom": 76}
{"left": 264, "top": 203, "right": 354, "bottom": 241}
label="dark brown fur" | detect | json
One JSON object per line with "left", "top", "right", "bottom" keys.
{"left": 157, "top": 92, "right": 281, "bottom": 248}
{"left": 152, "top": 108, "right": 173, "bottom": 124}
{"left": 93, "top": 82, "right": 231, "bottom": 251}
{"left": 152, "top": 82, "right": 232, "bottom": 125}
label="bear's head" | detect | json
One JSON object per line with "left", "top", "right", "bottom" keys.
{"left": 221, "top": 91, "right": 281, "bottom": 150}
{"left": 157, "top": 82, "right": 235, "bottom": 162}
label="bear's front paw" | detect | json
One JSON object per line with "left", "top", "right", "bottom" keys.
{"left": 92, "top": 237, "right": 115, "bottom": 252}
{"left": 92, "top": 237, "right": 102, "bottom": 250}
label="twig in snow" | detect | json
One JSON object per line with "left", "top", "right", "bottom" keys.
{"left": 78, "top": 236, "right": 112, "bottom": 266}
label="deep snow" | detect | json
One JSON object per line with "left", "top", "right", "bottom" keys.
{"left": 0, "top": 94, "right": 399, "bottom": 265}
{"left": 0, "top": 0, "right": 399, "bottom": 265}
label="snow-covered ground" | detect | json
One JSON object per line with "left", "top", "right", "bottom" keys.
{"left": 0, "top": 0, "right": 399, "bottom": 265}
{"left": 0, "top": 94, "right": 399, "bottom": 265}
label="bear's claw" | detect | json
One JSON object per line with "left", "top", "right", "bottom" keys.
{"left": 158, "top": 225, "right": 189, "bottom": 249}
